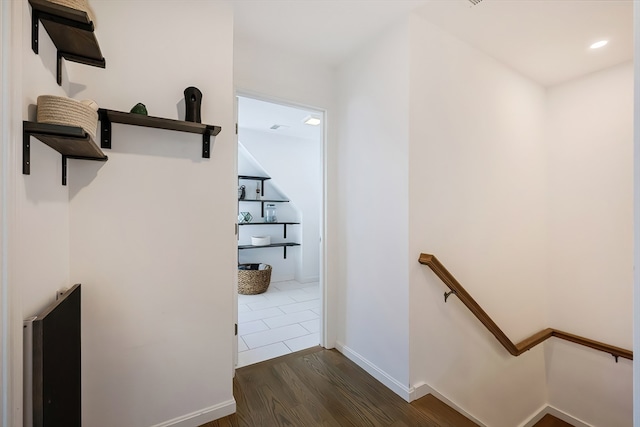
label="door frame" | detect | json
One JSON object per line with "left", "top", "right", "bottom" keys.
{"left": 1, "top": 0, "right": 22, "bottom": 424}
{"left": 233, "top": 89, "right": 331, "bottom": 354}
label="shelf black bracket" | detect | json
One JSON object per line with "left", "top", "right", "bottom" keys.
{"left": 61, "top": 155, "right": 67, "bottom": 185}
{"left": 56, "top": 51, "right": 62, "bottom": 85}
{"left": 23, "top": 130, "right": 31, "bottom": 175}
{"left": 31, "top": 11, "right": 39, "bottom": 54}
{"left": 56, "top": 51, "right": 106, "bottom": 86}
{"left": 203, "top": 131, "right": 211, "bottom": 158}
{"left": 284, "top": 245, "right": 288, "bottom": 259}
{"left": 283, "top": 224, "right": 288, "bottom": 239}
{"left": 99, "top": 111, "right": 112, "bottom": 149}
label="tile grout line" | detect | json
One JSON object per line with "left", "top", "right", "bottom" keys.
{"left": 237, "top": 280, "right": 320, "bottom": 366}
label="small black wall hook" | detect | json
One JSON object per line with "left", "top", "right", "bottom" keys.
{"left": 444, "top": 290, "right": 456, "bottom": 302}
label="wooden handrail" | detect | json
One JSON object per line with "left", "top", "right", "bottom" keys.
{"left": 419, "top": 253, "right": 633, "bottom": 361}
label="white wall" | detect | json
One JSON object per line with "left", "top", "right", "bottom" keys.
{"left": 335, "top": 22, "right": 411, "bottom": 394}
{"left": 15, "top": 4, "right": 75, "bottom": 425}
{"left": 408, "top": 15, "right": 549, "bottom": 426}
{"left": 634, "top": 4, "right": 640, "bottom": 425}
{"left": 2, "top": 0, "right": 25, "bottom": 424}
{"left": 545, "top": 62, "right": 633, "bottom": 427}
{"left": 238, "top": 128, "right": 321, "bottom": 283}
{"left": 234, "top": 36, "right": 338, "bottom": 347}
{"left": 20, "top": 0, "right": 73, "bottom": 322}
{"left": 60, "top": 2, "right": 234, "bottom": 426}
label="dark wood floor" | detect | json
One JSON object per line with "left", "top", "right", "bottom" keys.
{"left": 533, "top": 414, "right": 575, "bottom": 427}
{"left": 201, "top": 346, "right": 478, "bottom": 426}
{"left": 201, "top": 346, "right": 574, "bottom": 427}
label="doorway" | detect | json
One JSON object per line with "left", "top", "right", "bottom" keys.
{"left": 235, "top": 95, "right": 324, "bottom": 367}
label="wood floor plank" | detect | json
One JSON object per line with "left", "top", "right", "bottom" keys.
{"left": 292, "top": 351, "right": 398, "bottom": 426}
{"left": 272, "top": 360, "right": 345, "bottom": 426}
{"left": 411, "top": 394, "right": 479, "bottom": 427}
{"left": 533, "top": 414, "right": 575, "bottom": 427}
{"left": 201, "top": 347, "right": 480, "bottom": 427}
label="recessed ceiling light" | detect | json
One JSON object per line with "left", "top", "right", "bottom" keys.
{"left": 590, "top": 40, "right": 608, "bottom": 49}
{"left": 303, "top": 115, "right": 321, "bottom": 126}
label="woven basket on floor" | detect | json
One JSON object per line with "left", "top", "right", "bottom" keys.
{"left": 37, "top": 95, "right": 99, "bottom": 140}
{"left": 238, "top": 264, "right": 272, "bottom": 295}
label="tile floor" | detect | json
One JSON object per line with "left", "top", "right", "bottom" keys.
{"left": 237, "top": 279, "right": 320, "bottom": 367}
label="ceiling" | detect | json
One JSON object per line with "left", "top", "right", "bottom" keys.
{"left": 234, "top": 0, "right": 633, "bottom": 138}
{"left": 238, "top": 96, "right": 323, "bottom": 141}
{"left": 233, "top": 0, "right": 633, "bottom": 87}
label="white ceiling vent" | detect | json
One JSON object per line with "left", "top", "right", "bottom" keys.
{"left": 468, "top": 0, "right": 483, "bottom": 5}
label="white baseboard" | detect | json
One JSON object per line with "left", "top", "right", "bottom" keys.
{"left": 410, "top": 382, "right": 487, "bottom": 426}
{"left": 335, "top": 342, "right": 412, "bottom": 401}
{"left": 520, "top": 405, "right": 592, "bottom": 427}
{"left": 149, "top": 399, "right": 236, "bottom": 427}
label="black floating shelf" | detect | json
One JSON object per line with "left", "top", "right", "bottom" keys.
{"left": 238, "top": 199, "right": 289, "bottom": 203}
{"left": 29, "top": 0, "right": 106, "bottom": 86}
{"left": 238, "top": 175, "right": 271, "bottom": 196}
{"left": 98, "top": 109, "right": 222, "bottom": 158}
{"left": 23, "top": 121, "right": 108, "bottom": 185}
{"left": 238, "top": 175, "right": 271, "bottom": 181}
{"left": 238, "top": 222, "right": 299, "bottom": 225}
{"left": 238, "top": 199, "right": 290, "bottom": 217}
{"left": 238, "top": 222, "right": 300, "bottom": 238}
{"left": 238, "top": 242, "right": 301, "bottom": 259}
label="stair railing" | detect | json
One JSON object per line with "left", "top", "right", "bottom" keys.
{"left": 419, "top": 253, "right": 632, "bottom": 362}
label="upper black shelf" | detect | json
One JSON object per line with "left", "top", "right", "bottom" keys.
{"left": 238, "top": 222, "right": 299, "bottom": 225}
{"left": 238, "top": 242, "right": 301, "bottom": 259}
{"left": 23, "top": 121, "right": 108, "bottom": 185}
{"left": 98, "top": 109, "right": 222, "bottom": 158}
{"left": 239, "top": 222, "right": 299, "bottom": 238}
{"left": 238, "top": 175, "right": 271, "bottom": 181}
{"left": 238, "top": 199, "right": 289, "bottom": 203}
{"left": 29, "top": 0, "right": 106, "bottom": 86}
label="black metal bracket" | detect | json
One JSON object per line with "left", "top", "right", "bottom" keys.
{"left": 23, "top": 130, "right": 31, "bottom": 175}
{"left": 613, "top": 354, "right": 619, "bottom": 363}
{"left": 31, "top": 11, "right": 40, "bottom": 54}
{"left": 61, "top": 155, "right": 67, "bottom": 185}
{"left": 444, "top": 290, "right": 456, "bottom": 302}
{"left": 99, "top": 111, "right": 112, "bottom": 149}
{"left": 203, "top": 131, "right": 211, "bottom": 158}
{"left": 56, "top": 51, "right": 106, "bottom": 86}
{"left": 283, "top": 224, "right": 288, "bottom": 239}
{"left": 284, "top": 245, "right": 288, "bottom": 259}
